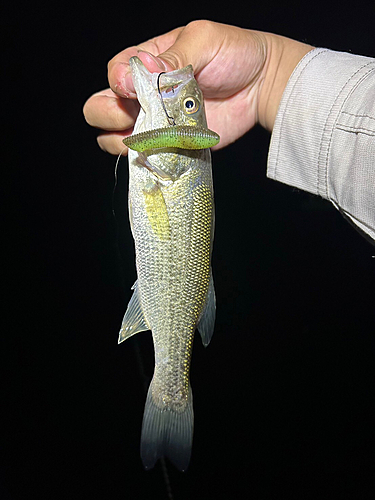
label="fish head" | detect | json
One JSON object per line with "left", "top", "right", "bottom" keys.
{"left": 129, "top": 57, "right": 212, "bottom": 181}
{"left": 130, "top": 56, "right": 207, "bottom": 132}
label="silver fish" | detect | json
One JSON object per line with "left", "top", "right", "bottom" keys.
{"left": 119, "top": 57, "right": 218, "bottom": 471}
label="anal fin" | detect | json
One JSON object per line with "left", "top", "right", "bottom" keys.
{"left": 118, "top": 281, "right": 149, "bottom": 343}
{"left": 197, "top": 271, "right": 216, "bottom": 347}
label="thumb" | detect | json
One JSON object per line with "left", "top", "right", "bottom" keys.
{"left": 157, "top": 20, "right": 220, "bottom": 74}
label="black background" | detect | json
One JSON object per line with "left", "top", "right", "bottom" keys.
{"left": 3, "top": 1, "right": 375, "bottom": 498}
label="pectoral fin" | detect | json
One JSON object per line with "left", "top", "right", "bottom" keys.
{"left": 197, "top": 272, "right": 216, "bottom": 347}
{"left": 118, "top": 281, "right": 149, "bottom": 343}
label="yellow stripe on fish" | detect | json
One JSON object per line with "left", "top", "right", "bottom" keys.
{"left": 143, "top": 182, "right": 171, "bottom": 241}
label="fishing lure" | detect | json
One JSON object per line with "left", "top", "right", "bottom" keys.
{"left": 122, "top": 125, "right": 220, "bottom": 152}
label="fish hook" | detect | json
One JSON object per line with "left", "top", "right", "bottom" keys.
{"left": 157, "top": 72, "right": 176, "bottom": 126}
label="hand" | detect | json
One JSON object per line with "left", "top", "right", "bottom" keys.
{"left": 83, "top": 20, "right": 313, "bottom": 155}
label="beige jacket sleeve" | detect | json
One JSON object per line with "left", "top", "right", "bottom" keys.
{"left": 267, "top": 48, "right": 375, "bottom": 242}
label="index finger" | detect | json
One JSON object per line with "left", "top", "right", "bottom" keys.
{"left": 108, "top": 27, "right": 184, "bottom": 97}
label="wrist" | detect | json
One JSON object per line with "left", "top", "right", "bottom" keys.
{"left": 257, "top": 34, "right": 313, "bottom": 131}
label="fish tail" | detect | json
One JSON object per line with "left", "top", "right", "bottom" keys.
{"left": 140, "top": 381, "right": 193, "bottom": 472}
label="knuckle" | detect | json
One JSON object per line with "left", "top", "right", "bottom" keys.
{"left": 163, "top": 48, "right": 184, "bottom": 70}
{"left": 107, "top": 55, "right": 118, "bottom": 76}
{"left": 185, "top": 19, "right": 214, "bottom": 34}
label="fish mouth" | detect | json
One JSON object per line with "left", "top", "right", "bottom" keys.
{"left": 129, "top": 56, "right": 196, "bottom": 113}
{"left": 123, "top": 125, "right": 220, "bottom": 152}
{"left": 129, "top": 56, "right": 153, "bottom": 97}
{"left": 129, "top": 56, "right": 194, "bottom": 91}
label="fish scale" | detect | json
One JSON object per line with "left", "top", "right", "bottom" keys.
{"left": 118, "top": 57, "right": 217, "bottom": 471}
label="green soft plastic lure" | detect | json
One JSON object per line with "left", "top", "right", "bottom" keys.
{"left": 123, "top": 125, "right": 220, "bottom": 152}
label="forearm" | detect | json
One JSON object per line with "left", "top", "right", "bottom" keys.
{"left": 257, "top": 33, "right": 313, "bottom": 131}
{"left": 267, "top": 48, "right": 375, "bottom": 242}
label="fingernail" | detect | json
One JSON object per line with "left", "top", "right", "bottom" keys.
{"left": 137, "top": 50, "right": 166, "bottom": 71}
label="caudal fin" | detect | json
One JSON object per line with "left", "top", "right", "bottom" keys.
{"left": 140, "top": 382, "right": 193, "bottom": 472}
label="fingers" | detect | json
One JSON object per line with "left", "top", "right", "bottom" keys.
{"left": 107, "top": 21, "right": 222, "bottom": 98}
{"left": 85, "top": 20, "right": 230, "bottom": 156}
{"left": 107, "top": 27, "right": 184, "bottom": 97}
{"left": 157, "top": 20, "right": 220, "bottom": 75}
{"left": 83, "top": 89, "right": 140, "bottom": 155}
{"left": 97, "top": 131, "right": 131, "bottom": 155}
{"left": 83, "top": 89, "right": 139, "bottom": 130}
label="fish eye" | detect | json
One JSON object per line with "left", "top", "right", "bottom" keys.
{"left": 183, "top": 97, "right": 200, "bottom": 115}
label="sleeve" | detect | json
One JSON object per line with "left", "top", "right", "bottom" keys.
{"left": 267, "top": 48, "right": 375, "bottom": 242}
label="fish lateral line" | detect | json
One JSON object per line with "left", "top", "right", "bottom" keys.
{"left": 122, "top": 125, "right": 220, "bottom": 152}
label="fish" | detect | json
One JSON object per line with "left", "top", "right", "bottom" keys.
{"left": 119, "top": 56, "right": 219, "bottom": 471}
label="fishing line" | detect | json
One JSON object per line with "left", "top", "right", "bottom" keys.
{"left": 113, "top": 145, "right": 127, "bottom": 213}
{"left": 160, "top": 458, "right": 174, "bottom": 500}
{"left": 157, "top": 72, "right": 176, "bottom": 126}
{"left": 111, "top": 147, "right": 128, "bottom": 294}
